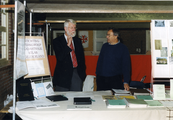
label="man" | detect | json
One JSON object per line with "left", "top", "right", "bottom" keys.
{"left": 96, "top": 28, "right": 131, "bottom": 91}
{"left": 53, "top": 19, "right": 86, "bottom": 91}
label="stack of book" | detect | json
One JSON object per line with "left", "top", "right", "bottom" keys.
{"left": 124, "top": 98, "right": 148, "bottom": 108}
{"left": 112, "top": 89, "right": 131, "bottom": 95}
{"left": 106, "top": 99, "right": 127, "bottom": 108}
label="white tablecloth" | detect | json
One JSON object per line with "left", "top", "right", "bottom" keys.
{"left": 16, "top": 91, "right": 167, "bottom": 120}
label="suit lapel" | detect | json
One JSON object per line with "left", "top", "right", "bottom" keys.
{"left": 60, "top": 35, "right": 68, "bottom": 47}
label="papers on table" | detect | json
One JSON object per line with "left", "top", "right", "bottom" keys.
{"left": 15, "top": 99, "right": 59, "bottom": 110}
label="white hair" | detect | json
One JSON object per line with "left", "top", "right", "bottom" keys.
{"left": 64, "top": 19, "right": 76, "bottom": 28}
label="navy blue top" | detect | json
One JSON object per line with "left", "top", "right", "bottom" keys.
{"left": 96, "top": 42, "right": 131, "bottom": 84}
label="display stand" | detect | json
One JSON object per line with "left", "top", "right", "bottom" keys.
{"left": 13, "top": 1, "right": 52, "bottom": 120}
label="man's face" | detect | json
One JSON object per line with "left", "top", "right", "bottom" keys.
{"left": 106, "top": 29, "right": 118, "bottom": 45}
{"left": 65, "top": 22, "right": 76, "bottom": 37}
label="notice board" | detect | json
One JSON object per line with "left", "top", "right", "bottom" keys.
{"left": 151, "top": 20, "right": 173, "bottom": 78}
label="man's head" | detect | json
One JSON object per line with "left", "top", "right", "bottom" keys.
{"left": 64, "top": 19, "right": 76, "bottom": 37}
{"left": 106, "top": 28, "right": 119, "bottom": 45}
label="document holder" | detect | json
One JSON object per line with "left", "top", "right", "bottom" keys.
{"left": 74, "top": 97, "right": 92, "bottom": 105}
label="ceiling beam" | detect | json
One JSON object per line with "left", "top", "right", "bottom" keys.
{"left": 38, "top": 20, "right": 151, "bottom": 23}
{"left": 28, "top": 4, "right": 173, "bottom": 13}
{"left": 0, "top": 5, "right": 15, "bottom": 8}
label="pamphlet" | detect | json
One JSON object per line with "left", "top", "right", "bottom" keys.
{"left": 153, "top": 84, "right": 166, "bottom": 100}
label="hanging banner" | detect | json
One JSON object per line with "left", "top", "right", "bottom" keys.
{"left": 24, "top": 36, "right": 50, "bottom": 78}
{"left": 78, "top": 31, "right": 89, "bottom": 48}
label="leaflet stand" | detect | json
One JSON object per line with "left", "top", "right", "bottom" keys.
{"left": 29, "top": 76, "right": 54, "bottom": 99}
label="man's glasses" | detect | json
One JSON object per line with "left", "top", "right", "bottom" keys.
{"left": 106, "top": 34, "right": 115, "bottom": 37}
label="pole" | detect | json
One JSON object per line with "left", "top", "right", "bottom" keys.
{"left": 12, "top": 1, "right": 18, "bottom": 120}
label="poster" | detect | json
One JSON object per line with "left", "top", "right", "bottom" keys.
{"left": 151, "top": 20, "right": 173, "bottom": 78}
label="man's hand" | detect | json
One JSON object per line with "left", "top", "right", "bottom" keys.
{"left": 124, "top": 83, "right": 129, "bottom": 91}
{"left": 67, "top": 36, "right": 73, "bottom": 47}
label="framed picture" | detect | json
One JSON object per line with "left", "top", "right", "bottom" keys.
{"left": 52, "top": 30, "right": 64, "bottom": 39}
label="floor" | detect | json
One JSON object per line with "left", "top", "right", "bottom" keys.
{"left": 2, "top": 113, "right": 22, "bottom": 120}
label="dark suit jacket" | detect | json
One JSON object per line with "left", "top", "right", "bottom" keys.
{"left": 52, "top": 35, "right": 86, "bottom": 89}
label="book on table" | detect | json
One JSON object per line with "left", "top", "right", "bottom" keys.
{"left": 129, "top": 89, "right": 150, "bottom": 95}
{"left": 112, "top": 89, "right": 131, "bottom": 95}
{"left": 102, "top": 95, "right": 117, "bottom": 101}
{"left": 145, "top": 100, "right": 164, "bottom": 107}
{"left": 46, "top": 95, "right": 68, "bottom": 102}
{"left": 136, "top": 95, "right": 153, "bottom": 100}
{"left": 74, "top": 97, "right": 92, "bottom": 105}
{"left": 116, "top": 95, "right": 136, "bottom": 100}
{"left": 124, "top": 98, "right": 148, "bottom": 108}
{"left": 106, "top": 99, "right": 127, "bottom": 108}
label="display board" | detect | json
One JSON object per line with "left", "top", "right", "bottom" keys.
{"left": 24, "top": 36, "right": 50, "bottom": 78}
{"left": 151, "top": 20, "right": 173, "bottom": 78}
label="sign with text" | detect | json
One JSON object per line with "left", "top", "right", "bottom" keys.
{"left": 24, "top": 36, "right": 50, "bottom": 78}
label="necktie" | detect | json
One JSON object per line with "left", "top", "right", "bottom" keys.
{"left": 70, "top": 43, "right": 78, "bottom": 68}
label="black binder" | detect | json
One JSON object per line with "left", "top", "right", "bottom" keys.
{"left": 17, "top": 78, "right": 34, "bottom": 101}
{"left": 46, "top": 95, "right": 68, "bottom": 102}
{"left": 74, "top": 97, "right": 92, "bottom": 105}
